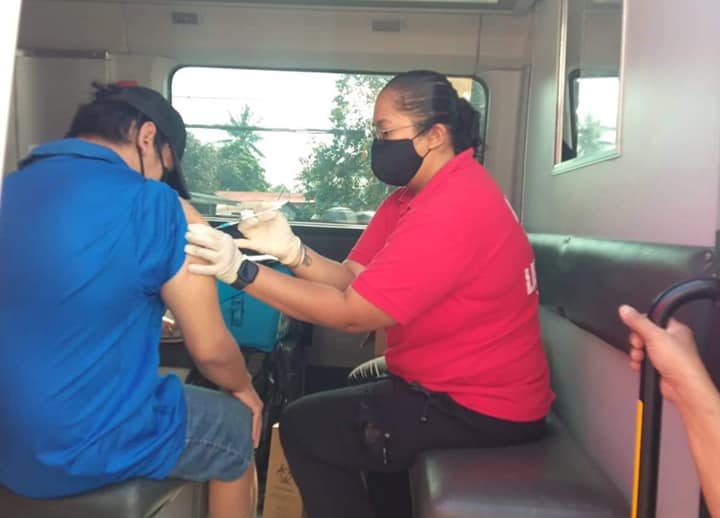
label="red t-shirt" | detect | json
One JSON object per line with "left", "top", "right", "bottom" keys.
{"left": 349, "top": 150, "right": 554, "bottom": 422}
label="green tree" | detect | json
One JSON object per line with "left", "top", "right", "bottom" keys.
{"left": 181, "top": 106, "right": 269, "bottom": 195}
{"left": 298, "top": 75, "right": 390, "bottom": 216}
{"left": 577, "top": 114, "right": 611, "bottom": 158}
{"left": 182, "top": 133, "right": 220, "bottom": 194}
{"left": 216, "top": 108, "right": 270, "bottom": 192}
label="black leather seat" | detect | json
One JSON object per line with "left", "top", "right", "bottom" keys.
{"left": 410, "top": 417, "right": 627, "bottom": 518}
{"left": 0, "top": 479, "right": 193, "bottom": 518}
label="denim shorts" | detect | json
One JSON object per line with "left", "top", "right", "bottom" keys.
{"left": 167, "top": 385, "right": 254, "bottom": 482}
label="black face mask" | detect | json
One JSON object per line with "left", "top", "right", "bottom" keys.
{"left": 158, "top": 153, "right": 173, "bottom": 184}
{"left": 371, "top": 137, "right": 425, "bottom": 187}
{"left": 136, "top": 140, "right": 171, "bottom": 183}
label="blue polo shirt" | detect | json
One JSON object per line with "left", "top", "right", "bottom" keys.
{"left": 0, "top": 139, "right": 187, "bottom": 498}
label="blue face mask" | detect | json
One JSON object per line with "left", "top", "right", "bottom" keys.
{"left": 370, "top": 137, "right": 425, "bottom": 187}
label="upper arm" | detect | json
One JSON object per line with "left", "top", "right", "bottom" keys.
{"left": 163, "top": 198, "right": 237, "bottom": 362}
{"left": 161, "top": 255, "right": 236, "bottom": 363}
{"left": 342, "top": 287, "right": 395, "bottom": 332}
{"left": 180, "top": 199, "right": 206, "bottom": 225}
{"left": 133, "top": 186, "right": 235, "bottom": 361}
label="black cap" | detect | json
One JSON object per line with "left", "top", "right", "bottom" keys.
{"left": 103, "top": 82, "right": 191, "bottom": 199}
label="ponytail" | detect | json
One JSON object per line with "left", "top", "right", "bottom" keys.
{"left": 452, "top": 97, "right": 481, "bottom": 154}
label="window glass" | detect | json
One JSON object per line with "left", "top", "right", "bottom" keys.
{"left": 171, "top": 67, "right": 487, "bottom": 223}
{"left": 572, "top": 75, "right": 619, "bottom": 158}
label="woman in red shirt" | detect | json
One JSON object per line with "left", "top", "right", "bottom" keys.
{"left": 185, "top": 70, "right": 554, "bottom": 518}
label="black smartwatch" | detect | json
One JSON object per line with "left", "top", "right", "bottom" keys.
{"left": 231, "top": 260, "right": 259, "bottom": 291}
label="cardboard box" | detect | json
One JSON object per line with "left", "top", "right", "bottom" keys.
{"left": 263, "top": 423, "right": 307, "bottom": 518}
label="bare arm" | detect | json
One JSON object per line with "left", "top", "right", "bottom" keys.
{"left": 245, "top": 264, "right": 394, "bottom": 333}
{"left": 291, "top": 255, "right": 388, "bottom": 349}
{"left": 161, "top": 201, "right": 251, "bottom": 392}
{"left": 291, "top": 246, "right": 364, "bottom": 290}
{"left": 674, "top": 374, "right": 720, "bottom": 518}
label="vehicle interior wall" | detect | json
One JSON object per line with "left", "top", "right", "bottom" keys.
{"left": 3, "top": 84, "right": 18, "bottom": 176}
{"left": 523, "top": 1, "right": 720, "bottom": 516}
{"left": 0, "top": 0, "right": 22, "bottom": 184}
{"left": 17, "top": 1, "right": 532, "bottom": 72}
{"left": 523, "top": 0, "right": 720, "bottom": 248}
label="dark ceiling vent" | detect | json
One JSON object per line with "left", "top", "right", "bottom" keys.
{"left": 371, "top": 18, "right": 406, "bottom": 32}
{"left": 172, "top": 12, "right": 200, "bottom": 25}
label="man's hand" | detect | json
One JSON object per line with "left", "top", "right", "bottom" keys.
{"left": 619, "top": 305, "right": 709, "bottom": 403}
{"left": 232, "top": 385, "right": 264, "bottom": 449}
{"left": 185, "top": 224, "right": 246, "bottom": 284}
{"left": 236, "top": 209, "right": 304, "bottom": 267}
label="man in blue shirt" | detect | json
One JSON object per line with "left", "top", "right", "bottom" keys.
{"left": 0, "top": 83, "right": 260, "bottom": 518}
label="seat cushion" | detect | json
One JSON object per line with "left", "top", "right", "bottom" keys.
{"left": 410, "top": 418, "right": 628, "bottom": 518}
{"left": 0, "top": 479, "right": 191, "bottom": 518}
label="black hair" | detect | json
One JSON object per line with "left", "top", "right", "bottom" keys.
{"left": 66, "top": 82, "right": 166, "bottom": 152}
{"left": 382, "top": 70, "right": 482, "bottom": 155}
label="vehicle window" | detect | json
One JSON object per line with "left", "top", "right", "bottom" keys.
{"left": 555, "top": 0, "right": 624, "bottom": 168}
{"left": 569, "top": 74, "right": 620, "bottom": 159}
{"left": 171, "top": 67, "right": 487, "bottom": 224}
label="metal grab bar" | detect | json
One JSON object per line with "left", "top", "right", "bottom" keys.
{"left": 633, "top": 278, "right": 720, "bottom": 518}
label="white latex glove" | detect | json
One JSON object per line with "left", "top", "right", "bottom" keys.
{"left": 185, "top": 224, "right": 246, "bottom": 284}
{"left": 236, "top": 209, "right": 304, "bottom": 268}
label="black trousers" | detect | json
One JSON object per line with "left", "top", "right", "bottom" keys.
{"left": 347, "top": 357, "right": 414, "bottom": 518}
{"left": 279, "top": 358, "right": 546, "bottom": 518}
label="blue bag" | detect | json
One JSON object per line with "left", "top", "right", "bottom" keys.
{"left": 216, "top": 262, "right": 292, "bottom": 352}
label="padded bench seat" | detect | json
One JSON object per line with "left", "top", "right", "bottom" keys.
{"left": 0, "top": 479, "right": 193, "bottom": 518}
{"left": 410, "top": 416, "right": 627, "bottom": 518}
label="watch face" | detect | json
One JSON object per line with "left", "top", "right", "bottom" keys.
{"left": 240, "top": 260, "right": 259, "bottom": 284}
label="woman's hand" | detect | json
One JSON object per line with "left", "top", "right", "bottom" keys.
{"left": 236, "top": 209, "right": 304, "bottom": 267}
{"left": 185, "top": 224, "right": 246, "bottom": 284}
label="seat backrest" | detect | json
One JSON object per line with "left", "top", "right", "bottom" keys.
{"left": 532, "top": 234, "right": 718, "bottom": 352}
{"left": 530, "top": 233, "right": 718, "bottom": 516}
